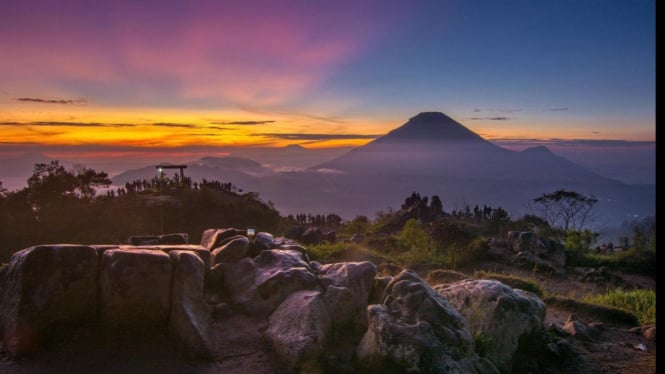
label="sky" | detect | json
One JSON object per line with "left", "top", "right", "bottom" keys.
{"left": 0, "top": 0, "right": 655, "bottom": 172}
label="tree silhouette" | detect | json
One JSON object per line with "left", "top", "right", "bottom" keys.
{"left": 531, "top": 189, "right": 597, "bottom": 231}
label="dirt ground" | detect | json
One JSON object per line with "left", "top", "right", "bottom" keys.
{"left": 0, "top": 255, "right": 656, "bottom": 373}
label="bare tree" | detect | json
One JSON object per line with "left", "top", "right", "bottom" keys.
{"left": 531, "top": 189, "right": 597, "bottom": 231}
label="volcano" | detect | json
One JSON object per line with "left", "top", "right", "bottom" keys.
{"left": 317, "top": 112, "right": 610, "bottom": 183}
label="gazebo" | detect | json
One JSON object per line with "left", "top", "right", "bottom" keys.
{"left": 155, "top": 164, "right": 187, "bottom": 179}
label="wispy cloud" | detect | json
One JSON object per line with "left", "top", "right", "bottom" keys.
{"left": 15, "top": 97, "right": 88, "bottom": 105}
{"left": 254, "top": 133, "right": 381, "bottom": 141}
{"left": 151, "top": 122, "right": 199, "bottom": 128}
{"left": 472, "top": 108, "right": 522, "bottom": 114}
{"left": 547, "top": 107, "right": 569, "bottom": 111}
{"left": 0, "top": 121, "right": 134, "bottom": 127}
{"left": 211, "top": 120, "right": 275, "bottom": 126}
{"left": 492, "top": 138, "right": 655, "bottom": 148}
{"left": 468, "top": 117, "right": 510, "bottom": 121}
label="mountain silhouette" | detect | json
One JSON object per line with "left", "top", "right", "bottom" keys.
{"left": 317, "top": 112, "right": 613, "bottom": 184}
{"left": 269, "top": 112, "right": 651, "bottom": 224}
{"left": 372, "top": 112, "right": 493, "bottom": 144}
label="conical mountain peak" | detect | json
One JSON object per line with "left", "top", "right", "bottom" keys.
{"left": 374, "top": 111, "right": 489, "bottom": 144}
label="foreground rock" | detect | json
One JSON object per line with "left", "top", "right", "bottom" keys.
{"left": 100, "top": 249, "right": 172, "bottom": 333}
{"left": 200, "top": 228, "right": 246, "bottom": 250}
{"left": 221, "top": 249, "right": 318, "bottom": 317}
{"left": 318, "top": 262, "right": 377, "bottom": 329}
{"left": 210, "top": 236, "right": 250, "bottom": 265}
{"left": 0, "top": 245, "right": 99, "bottom": 357}
{"left": 265, "top": 290, "right": 331, "bottom": 372}
{"left": 562, "top": 314, "right": 600, "bottom": 342}
{"left": 357, "top": 270, "right": 480, "bottom": 373}
{"left": 507, "top": 231, "right": 566, "bottom": 273}
{"left": 169, "top": 250, "right": 215, "bottom": 359}
{"left": 436, "top": 279, "right": 546, "bottom": 373}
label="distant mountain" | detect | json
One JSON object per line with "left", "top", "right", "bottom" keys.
{"left": 317, "top": 112, "right": 615, "bottom": 184}
{"left": 260, "top": 112, "right": 653, "bottom": 226}
{"left": 112, "top": 156, "right": 271, "bottom": 186}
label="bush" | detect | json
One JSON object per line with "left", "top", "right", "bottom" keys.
{"left": 584, "top": 289, "right": 656, "bottom": 325}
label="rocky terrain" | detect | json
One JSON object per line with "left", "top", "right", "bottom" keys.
{"left": 0, "top": 229, "right": 656, "bottom": 373}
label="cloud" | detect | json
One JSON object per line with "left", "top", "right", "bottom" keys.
{"left": 468, "top": 117, "right": 510, "bottom": 121}
{"left": 15, "top": 97, "right": 88, "bottom": 105}
{"left": 472, "top": 108, "right": 522, "bottom": 114}
{"left": 151, "top": 122, "right": 199, "bottom": 129}
{"left": 547, "top": 107, "right": 569, "bottom": 111}
{"left": 211, "top": 120, "right": 275, "bottom": 126}
{"left": 0, "top": 121, "right": 134, "bottom": 127}
{"left": 313, "top": 168, "right": 345, "bottom": 175}
{"left": 491, "top": 138, "right": 655, "bottom": 148}
{"left": 254, "top": 133, "right": 381, "bottom": 141}
{"left": 0, "top": 2, "right": 401, "bottom": 108}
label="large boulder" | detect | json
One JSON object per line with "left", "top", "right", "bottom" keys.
{"left": 435, "top": 279, "right": 546, "bottom": 373}
{"left": 158, "top": 233, "right": 189, "bottom": 244}
{"left": 211, "top": 236, "right": 250, "bottom": 265}
{"left": 277, "top": 244, "right": 310, "bottom": 262}
{"left": 357, "top": 270, "right": 478, "bottom": 373}
{"left": 0, "top": 245, "right": 99, "bottom": 358}
{"left": 100, "top": 249, "right": 172, "bottom": 333}
{"left": 514, "top": 232, "right": 538, "bottom": 253}
{"left": 537, "top": 237, "right": 566, "bottom": 268}
{"left": 253, "top": 232, "right": 274, "bottom": 251}
{"left": 200, "top": 228, "right": 246, "bottom": 250}
{"left": 221, "top": 250, "right": 318, "bottom": 317}
{"left": 127, "top": 233, "right": 189, "bottom": 245}
{"left": 168, "top": 250, "right": 215, "bottom": 358}
{"left": 507, "top": 231, "right": 566, "bottom": 271}
{"left": 301, "top": 227, "right": 323, "bottom": 245}
{"left": 265, "top": 290, "right": 331, "bottom": 372}
{"left": 159, "top": 244, "right": 211, "bottom": 271}
{"left": 118, "top": 244, "right": 211, "bottom": 272}
{"left": 318, "top": 262, "right": 377, "bottom": 329}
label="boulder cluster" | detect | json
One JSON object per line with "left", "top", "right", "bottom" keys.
{"left": 0, "top": 228, "right": 548, "bottom": 373}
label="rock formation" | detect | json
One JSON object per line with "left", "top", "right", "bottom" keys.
{"left": 436, "top": 279, "right": 546, "bottom": 373}
{"left": 0, "top": 228, "right": 551, "bottom": 373}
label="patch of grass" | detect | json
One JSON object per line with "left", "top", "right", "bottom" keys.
{"left": 306, "top": 242, "right": 391, "bottom": 263}
{"left": 426, "top": 269, "right": 467, "bottom": 286}
{"left": 473, "top": 270, "right": 543, "bottom": 297}
{"left": 473, "top": 331, "right": 494, "bottom": 358}
{"left": 584, "top": 289, "right": 655, "bottom": 325}
{"left": 544, "top": 295, "right": 639, "bottom": 326}
{"left": 566, "top": 248, "right": 655, "bottom": 276}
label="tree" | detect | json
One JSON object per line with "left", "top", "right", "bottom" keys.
{"left": 430, "top": 195, "right": 443, "bottom": 216}
{"left": 488, "top": 206, "right": 510, "bottom": 234}
{"left": 72, "top": 164, "right": 111, "bottom": 200}
{"left": 531, "top": 189, "right": 597, "bottom": 231}
{"left": 27, "top": 161, "right": 77, "bottom": 204}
